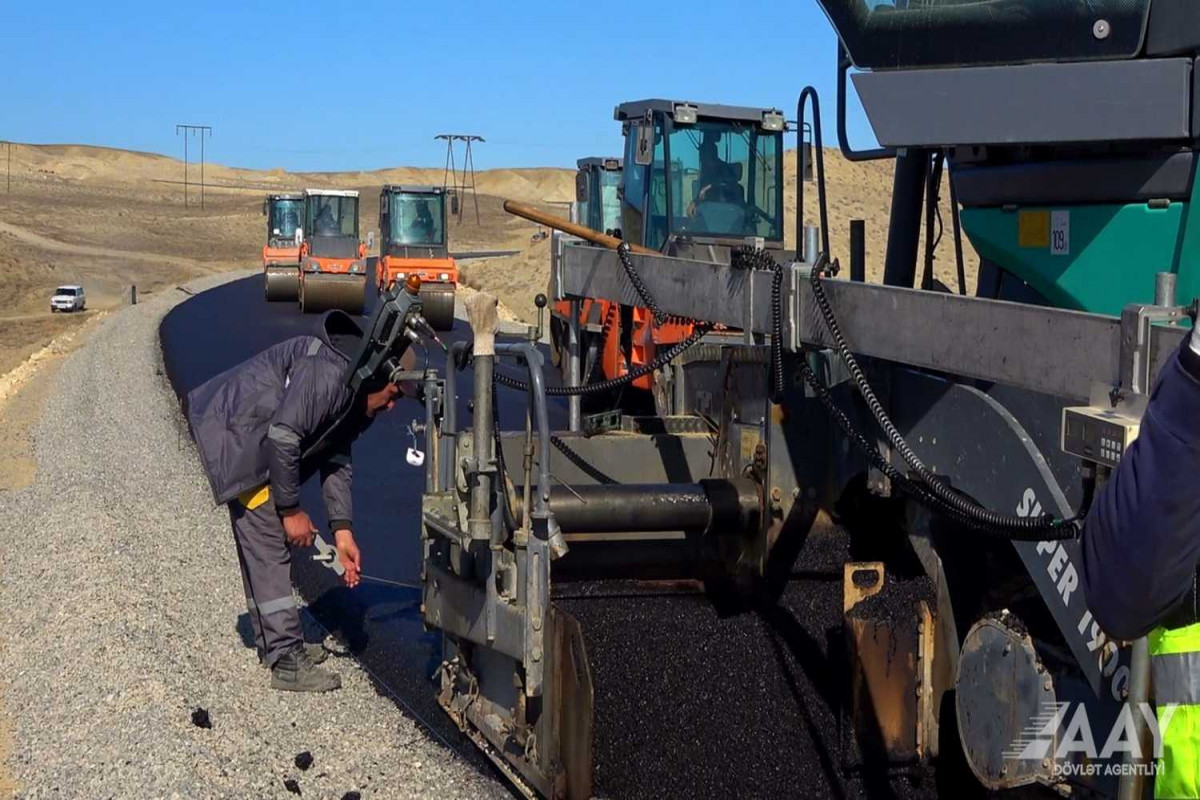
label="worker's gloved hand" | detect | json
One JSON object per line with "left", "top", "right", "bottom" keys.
{"left": 280, "top": 509, "right": 318, "bottom": 549}
{"left": 1190, "top": 317, "right": 1200, "bottom": 360}
{"left": 334, "top": 529, "right": 361, "bottom": 588}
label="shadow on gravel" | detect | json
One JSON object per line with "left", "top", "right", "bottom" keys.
{"left": 235, "top": 614, "right": 256, "bottom": 651}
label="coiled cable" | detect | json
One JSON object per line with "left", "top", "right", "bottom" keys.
{"left": 803, "top": 259, "right": 1079, "bottom": 538}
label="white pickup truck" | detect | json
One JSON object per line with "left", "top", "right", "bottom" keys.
{"left": 50, "top": 285, "right": 86, "bottom": 313}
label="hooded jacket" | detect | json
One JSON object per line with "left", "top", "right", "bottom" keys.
{"left": 186, "top": 311, "right": 371, "bottom": 531}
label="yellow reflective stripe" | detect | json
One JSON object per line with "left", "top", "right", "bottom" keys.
{"left": 1156, "top": 703, "right": 1200, "bottom": 799}
{"left": 1152, "top": 624, "right": 1200, "bottom": 798}
{"left": 1151, "top": 623, "right": 1200, "bottom": 657}
{"left": 237, "top": 485, "right": 270, "bottom": 510}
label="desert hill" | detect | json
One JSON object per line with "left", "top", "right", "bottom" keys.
{"left": 0, "top": 141, "right": 976, "bottom": 374}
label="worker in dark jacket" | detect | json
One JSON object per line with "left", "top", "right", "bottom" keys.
{"left": 1080, "top": 337, "right": 1200, "bottom": 640}
{"left": 1080, "top": 332, "right": 1200, "bottom": 799}
{"left": 186, "top": 310, "right": 411, "bottom": 692}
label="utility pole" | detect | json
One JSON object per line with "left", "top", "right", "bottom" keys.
{"left": 175, "top": 124, "right": 212, "bottom": 208}
{"left": 435, "top": 134, "right": 483, "bottom": 225}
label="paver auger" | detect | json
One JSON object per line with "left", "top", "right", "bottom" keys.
{"left": 410, "top": 2, "right": 1200, "bottom": 796}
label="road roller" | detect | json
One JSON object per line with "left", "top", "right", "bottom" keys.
{"left": 298, "top": 188, "right": 367, "bottom": 315}
{"left": 377, "top": 184, "right": 457, "bottom": 331}
{"left": 262, "top": 193, "right": 304, "bottom": 301}
{"left": 531, "top": 100, "right": 787, "bottom": 422}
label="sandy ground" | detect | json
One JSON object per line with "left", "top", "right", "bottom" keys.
{"left": 0, "top": 273, "right": 504, "bottom": 799}
{"left": 0, "top": 143, "right": 564, "bottom": 378}
{"left": 0, "top": 141, "right": 979, "bottom": 378}
{"left": 0, "top": 312, "right": 109, "bottom": 797}
{"left": 0, "top": 314, "right": 106, "bottom": 491}
{"left": 0, "top": 691, "right": 12, "bottom": 799}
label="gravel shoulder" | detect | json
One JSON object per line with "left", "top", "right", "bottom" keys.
{"left": 0, "top": 273, "right": 503, "bottom": 799}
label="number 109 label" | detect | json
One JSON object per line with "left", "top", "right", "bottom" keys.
{"left": 1051, "top": 210, "right": 1070, "bottom": 256}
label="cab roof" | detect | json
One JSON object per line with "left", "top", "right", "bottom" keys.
{"left": 304, "top": 188, "right": 359, "bottom": 198}
{"left": 380, "top": 185, "right": 444, "bottom": 195}
{"left": 577, "top": 157, "right": 623, "bottom": 171}
{"left": 266, "top": 193, "right": 304, "bottom": 201}
{"left": 614, "top": 99, "right": 784, "bottom": 124}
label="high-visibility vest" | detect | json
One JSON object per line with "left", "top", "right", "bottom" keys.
{"left": 1150, "top": 623, "right": 1200, "bottom": 798}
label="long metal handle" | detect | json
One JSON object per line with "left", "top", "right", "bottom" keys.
{"left": 1117, "top": 636, "right": 1153, "bottom": 800}
{"left": 503, "top": 199, "right": 657, "bottom": 255}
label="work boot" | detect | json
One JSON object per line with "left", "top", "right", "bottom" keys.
{"left": 260, "top": 643, "right": 328, "bottom": 669}
{"left": 270, "top": 645, "right": 341, "bottom": 693}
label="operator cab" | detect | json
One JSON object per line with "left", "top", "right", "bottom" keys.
{"left": 615, "top": 99, "right": 786, "bottom": 262}
{"left": 379, "top": 185, "right": 448, "bottom": 259}
{"left": 263, "top": 194, "right": 304, "bottom": 248}
{"left": 303, "top": 189, "right": 360, "bottom": 259}
{"left": 574, "top": 157, "right": 623, "bottom": 236}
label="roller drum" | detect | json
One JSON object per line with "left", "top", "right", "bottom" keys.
{"left": 264, "top": 268, "right": 299, "bottom": 302}
{"left": 419, "top": 284, "right": 456, "bottom": 331}
{"left": 300, "top": 274, "right": 366, "bottom": 315}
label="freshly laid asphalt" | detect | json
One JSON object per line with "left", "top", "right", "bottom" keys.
{"left": 160, "top": 271, "right": 957, "bottom": 799}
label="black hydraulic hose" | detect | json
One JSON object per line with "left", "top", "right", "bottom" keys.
{"left": 587, "top": 304, "right": 618, "bottom": 383}
{"left": 493, "top": 327, "right": 707, "bottom": 397}
{"left": 731, "top": 246, "right": 786, "bottom": 404}
{"left": 616, "top": 242, "right": 667, "bottom": 324}
{"left": 798, "top": 360, "right": 1070, "bottom": 540}
{"left": 770, "top": 262, "right": 785, "bottom": 404}
{"left": 483, "top": 240, "right": 710, "bottom": 397}
{"left": 948, "top": 167, "right": 967, "bottom": 296}
{"left": 796, "top": 86, "right": 831, "bottom": 258}
{"left": 804, "top": 263, "right": 1079, "bottom": 538}
{"left": 835, "top": 42, "right": 895, "bottom": 164}
{"left": 920, "top": 151, "right": 944, "bottom": 291}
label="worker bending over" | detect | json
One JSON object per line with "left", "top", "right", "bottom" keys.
{"left": 186, "top": 310, "right": 412, "bottom": 692}
{"left": 1081, "top": 323, "right": 1200, "bottom": 798}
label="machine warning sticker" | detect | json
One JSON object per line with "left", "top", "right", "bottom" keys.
{"left": 1018, "top": 210, "right": 1050, "bottom": 248}
{"left": 1051, "top": 210, "right": 1070, "bottom": 256}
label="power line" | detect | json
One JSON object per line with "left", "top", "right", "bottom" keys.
{"left": 175, "top": 124, "right": 212, "bottom": 209}
{"left": 435, "top": 134, "right": 483, "bottom": 225}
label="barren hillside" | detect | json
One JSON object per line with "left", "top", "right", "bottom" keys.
{"left": 0, "top": 142, "right": 976, "bottom": 374}
{"left": 0, "top": 143, "right": 567, "bottom": 373}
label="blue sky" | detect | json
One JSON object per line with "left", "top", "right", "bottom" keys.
{"left": 0, "top": 1, "right": 874, "bottom": 172}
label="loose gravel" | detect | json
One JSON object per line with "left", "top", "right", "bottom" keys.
{"left": 0, "top": 273, "right": 504, "bottom": 799}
